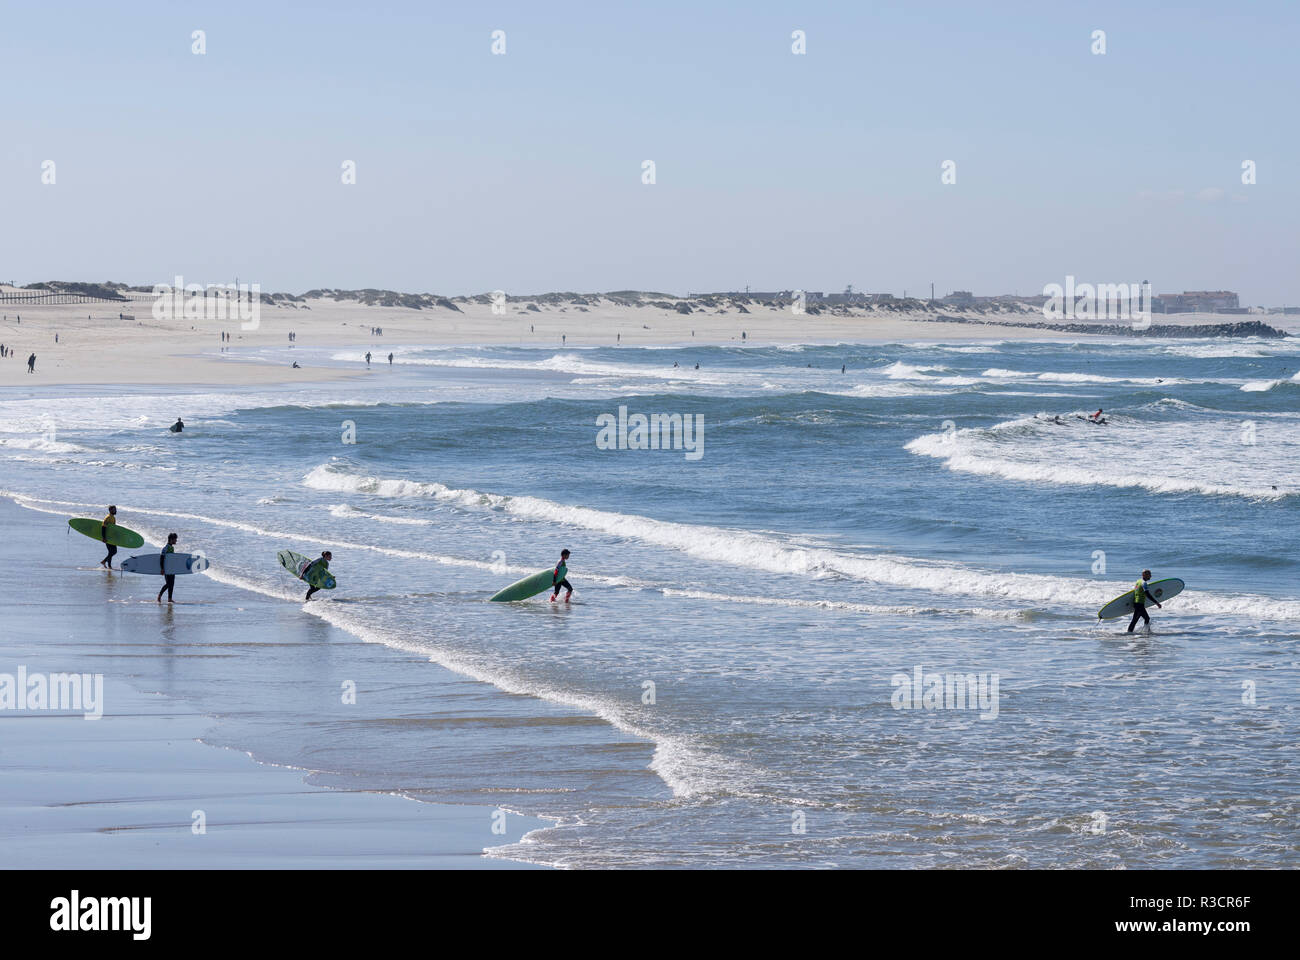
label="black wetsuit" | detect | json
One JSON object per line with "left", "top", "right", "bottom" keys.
{"left": 1127, "top": 603, "right": 1150, "bottom": 632}
{"left": 102, "top": 518, "right": 117, "bottom": 566}
{"left": 304, "top": 558, "right": 328, "bottom": 600}
{"left": 551, "top": 561, "right": 571, "bottom": 597}
{"left": 1127, "top": 581, "right": 1152, "bottom": 632}
{"left": 157, "top": 544, "right": 176, "bottom": 602}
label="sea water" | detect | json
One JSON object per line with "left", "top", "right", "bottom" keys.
{"left": 2, "top": 336, "right": 1297, "bottom": 867}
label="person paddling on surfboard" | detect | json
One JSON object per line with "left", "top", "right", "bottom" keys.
{"left": 99, "top": 506, "right": 120, "bottom": 568}
{"left": 304, "top": 551, "right": 332, "bottom": 601}
{"left": 1127, "top": 569, "right": 1162, "bottom": 633}
{"left": 549, "top": 549, "right": 573, "bottom": 603}
{"left": 157, "top": 533, "right": 179, "bottom": 603}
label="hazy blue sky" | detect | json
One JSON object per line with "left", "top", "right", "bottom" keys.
{"left": 3, "top": 1, "right": 1296, "bottom": 302}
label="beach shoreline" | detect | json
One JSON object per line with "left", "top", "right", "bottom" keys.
{"left": 14, "top": 290, "right": 1279, "bottom": 389}
{"left": 0, "top": 496, "right": 553, "bottom": 869}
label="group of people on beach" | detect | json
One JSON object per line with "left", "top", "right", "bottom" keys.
{"left": 88, "top": 502, "right": 579, "bottom": 607}
{"left": 0, "top": 343, "right": 36, "bottom": 371}
{"left": 96, "top": 506, "right": 182, "bottom": 603}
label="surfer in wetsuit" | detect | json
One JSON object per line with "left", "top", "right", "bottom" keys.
{"left": 100, "top": 505, "right": 118, "bottom": 568}
{"left": 1089, "top": 409, "right": 1106, "bottom": 424}
{"left": 1127, "top": 569, "right": 1162, "bottom": 633}
{"left": 304, "top": 550, "right": 332, "bottom": 601}
{"left": 157, "top": 533, "right": 179, "bottom": 603}
{"left": 170, "top": 418, "right": 184, "bottom": 433}
{"left": 549, "top": 549, "right": 572, "bottom": 603}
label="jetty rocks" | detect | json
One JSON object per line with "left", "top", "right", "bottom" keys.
{"left": 930, "top": 314, "right": 1287, "bottom": 339}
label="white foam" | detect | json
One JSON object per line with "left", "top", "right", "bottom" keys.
{"left": 906, "top": 416, "right": 1295, "bottom": 500}
{"left": 298, "top": 465, "right": 1300, "bottom": 621}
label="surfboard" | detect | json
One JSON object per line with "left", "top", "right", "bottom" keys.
{"left": 490, "top": 564, "right": 565, "bottom": 602}
{"left": 1097, "top": 578, "right": 1184, "bottom": 620}
{"left": 121, "top": 552, "right": 204, "bottom": 576}
{"left": 68, "top": 517, "right": 145, "bottom": 549}
{"left": 278, "top": 549, "right": 336, "bottom": 590}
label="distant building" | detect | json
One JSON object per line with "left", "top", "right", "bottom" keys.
{"left": 1153, "top": 290, "right": 1240, "bottom": 313}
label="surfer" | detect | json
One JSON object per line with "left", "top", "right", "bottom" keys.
{"left": 170, "top": 418, "right": 184, "bottom": 433}
{"left": 365, "top": 351, "right": 371, "bottom": 368}
{"left": 1088, "top": 409, "right": 1107, "bottom": 424}
{"left": 99, "top": 506, "right": 118, "bottom": 568}
{"left": 1127, "top": 569, "right": 1162, "bottom": 633}
{"left": 303, "top": 550, "right": 332, "bottom": 601}
{"left": 387, "top": 352, "right": 393, "bottom": 365}
{"left": 549, "top": 549, "right": 573, "bottom": 603}
{"left": 156, "top": 533, "right": 179, "bottom": 603}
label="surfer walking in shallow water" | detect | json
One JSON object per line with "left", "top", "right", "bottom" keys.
{"left": 304, "top": 551, "right": 332, "bottom": 601}
{"left": 157, "top": 533, "right": 179, "bottom": 603}
{"left": 99, "top": 505, "right": 118, "bottom": 568}
{"left": 1128, "top": 569, "right": 1162, "bottom": 633}
{"left": 549, "top": 549, "right": 573, "bottom": 603}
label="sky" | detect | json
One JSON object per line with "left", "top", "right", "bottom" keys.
{"left": 2, "top": 1, "right": 1297, "bottom": 303}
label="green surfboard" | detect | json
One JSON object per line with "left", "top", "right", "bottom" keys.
{"left": 1097, "top": 578, "right": 1184, "bottom": 620}
{"left": 490, "top": 564, "right": 564, "bottom": 602}
{"left": 68, "top": 517, "right": 145, "bottom": 549}
{"left": 278, "top": 550, "right": 336, "bottom": 590}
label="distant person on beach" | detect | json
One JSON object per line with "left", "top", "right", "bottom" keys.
{"left": 1128, "top": 569, "right": 1162, "bottom": 633}
{"left": 27, "top": 353, "right": 35, "bottom": 373}
{"left": 388, "top": 352, "right": 393, "bottom": 365}
{"left": 365, "top": 351, "right": 371, "bottom": 368}
{"left": 842, "top": 364, "right": 846, "bottom": 373}
{"left": 157, "top": 533, "right": 180, "bottom": 604}
{"left": 100, "top": 506, "right": 118, "bottom": 569}
{"left": 304, "top": 551, "right": 332, "bottom": 601}
{"left": 291, "top": 361, "right": 300, "bottom": 368}
{"left": 549, "top": 549, "right": 573, "bottom": 603}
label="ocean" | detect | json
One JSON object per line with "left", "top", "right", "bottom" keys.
{"left": 3, "top": 335, "right": 1298, "bottom": 868}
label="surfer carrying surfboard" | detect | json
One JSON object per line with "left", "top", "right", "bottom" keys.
{"left": 549, "top": 549, "right": 573, "bottom": 603}
{"left": 157, "top": 533, "right": 179, "bottom": 603}
{"left": 304, "top": 551, "right": 332, "bottom": 601}
{"left": 99, "top": 506, "right": 118, "bottom": 569}
{"left": 1127, "top": 570, "right": 1162, "bottom": 632}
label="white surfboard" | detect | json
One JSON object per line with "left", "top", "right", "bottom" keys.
{"left": 120, "top": 552, "right": 206, "bottom": 576}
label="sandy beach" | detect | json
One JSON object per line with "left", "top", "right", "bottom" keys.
{"left": 0, "top": 497, "right": 549, "bottom": 869}
{"left": 0, "top": 288, "right": 1084, "bottom": 389}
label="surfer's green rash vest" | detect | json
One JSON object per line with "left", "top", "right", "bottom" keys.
{"left": 553, "top": 562, "right": 567, "bottom": 584}
{"left": 1134, "top": 579, "right": 1147, "bottom": 603}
